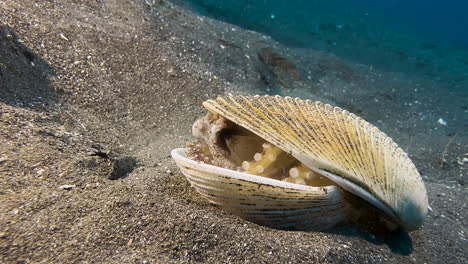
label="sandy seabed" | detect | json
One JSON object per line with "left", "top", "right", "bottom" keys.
{"left": 0, "top": 0, "right": 466, "bottom": 263}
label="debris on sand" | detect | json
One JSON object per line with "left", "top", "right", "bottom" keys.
{"left": 58, "top": 184, "right": 76, "bottom": 190}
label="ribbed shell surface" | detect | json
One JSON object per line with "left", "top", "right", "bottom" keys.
{"left": 172, "top": 148, "right": 348, "bottom": 230}
{"left": 202, "top": 95, "right": 428, "bottom": 230}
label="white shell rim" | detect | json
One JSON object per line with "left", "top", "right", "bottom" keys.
{"left": 171, "top": 148, "right": 337, "bottom": 193}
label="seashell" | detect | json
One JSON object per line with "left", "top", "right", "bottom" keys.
{"left": 171, "top": 95, "right": 428, "bottom": 231}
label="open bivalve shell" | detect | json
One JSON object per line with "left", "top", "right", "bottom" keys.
{"left": 171, "top": 95, "right": 428, "bottom": 231}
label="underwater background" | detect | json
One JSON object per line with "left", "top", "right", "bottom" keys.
{"left": 1, "top": 0, "right": 467, "bottom": 262}
{"left": 183, "top": 0, "right": 468, "bottom": 87}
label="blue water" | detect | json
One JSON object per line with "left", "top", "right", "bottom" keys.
{"left": 185, "top": 0, "right": 468, "bottom": 48}
{"left": 184, "top": 0, "right": 468, "bottom": 82}
{"left": 352, "top": 0, "right": 468, "bottom": 49}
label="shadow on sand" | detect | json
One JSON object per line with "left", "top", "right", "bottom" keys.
{"left": 262, "top": 220, "right": 413, "bottom": 255}
{"left": 328, "top": 222, "right": 413, "bottom": 255}
{"left": 0, "top": 25, "right": 58, "bottom": 109}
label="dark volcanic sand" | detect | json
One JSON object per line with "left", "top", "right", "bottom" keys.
{"left": 0, "top": 0, "right": 466, "bottom": 263}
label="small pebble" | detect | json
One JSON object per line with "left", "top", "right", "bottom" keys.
{"left": 59, "top": 184, "right": 76, "bottom": 190}
{"left": 437, "top": 118, "right": 447, "bottom": 126}
{"left": 59, "top": 33, "right": 69, "bottom": 41}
